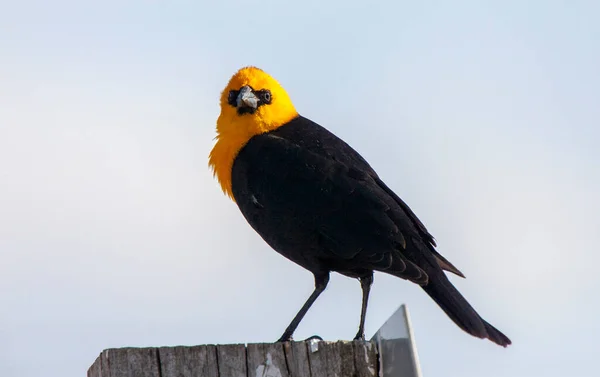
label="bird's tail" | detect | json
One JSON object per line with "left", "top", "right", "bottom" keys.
{"left": 421, "top": 270, "right": 512, "bottom": 347}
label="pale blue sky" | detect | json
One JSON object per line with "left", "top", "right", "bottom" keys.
{"left": 1, "top": 1, "right": 599, "bottom": 376}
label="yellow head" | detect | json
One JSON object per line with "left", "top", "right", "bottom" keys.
{"left": 209, "top": 66, "right": 299, "bottom": 199}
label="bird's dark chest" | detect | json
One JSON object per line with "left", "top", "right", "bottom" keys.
{"left": 230, "top": 138, "right": 328, "bottom": 270}
{"left": 232, "top": 144, "right": 328, "bottom": 270}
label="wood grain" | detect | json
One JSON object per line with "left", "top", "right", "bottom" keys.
{"left": 87, "top": 341, "right": 378, "bottom": 377}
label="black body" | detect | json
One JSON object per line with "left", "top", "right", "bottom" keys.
{"left": 231, "top": 115, "right": 511, "bottom": 346}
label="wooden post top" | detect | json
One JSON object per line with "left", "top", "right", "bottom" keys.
{"left": 87, "top": 340, "right": 378, "bottom": 377}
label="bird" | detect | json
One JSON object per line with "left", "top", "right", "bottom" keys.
{"left": 209, "top": 66, "right": 511, "bottom": 347}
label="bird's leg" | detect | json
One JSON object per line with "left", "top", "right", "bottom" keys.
{"left": 277, "top": 272, "right": 330, "bottom": 342}
{"left": 353, "top": 273, "right": 374, "bottom": 341}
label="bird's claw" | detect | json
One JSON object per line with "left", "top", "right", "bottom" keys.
{"left": 353, "top": 332, "right": 366, "bottom": 341}
{"left": 277, "top": 334, "right": 324, "bottom": 343}
{"left": 304, "top": 335, "right": 323, "bottom": 341}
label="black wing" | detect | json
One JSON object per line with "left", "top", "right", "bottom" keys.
{"left": 232, "top": 125, "right": 428, "bottom": 284}
{"left": 270, "top": 116, "right": 464, "bottom": 277}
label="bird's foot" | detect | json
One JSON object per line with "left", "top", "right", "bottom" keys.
{"left": 353, "top": 332, "right": 366, "bottom": 341}
{"left": 276, "top": 334, "right": 323, "bottom": 343}
{"left": 304, "top": 335, "right": 323, "bottom": 341}
{"left": 276, "top": 335, "right": 293, "bottom": 343}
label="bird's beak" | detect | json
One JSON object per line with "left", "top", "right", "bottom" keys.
{"left": 237, "top": 85, "right": 258, "bottom": 110}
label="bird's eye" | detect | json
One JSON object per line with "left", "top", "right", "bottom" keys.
{"left": 227, "top": 90, "right": 238, "bottom": 106}
{"left": 260, "top": 90, "right": 272, "bottom": 104}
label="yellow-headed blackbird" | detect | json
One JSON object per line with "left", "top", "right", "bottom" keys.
{"left": 209, "top": 66, "right": 511, "bottom": 347}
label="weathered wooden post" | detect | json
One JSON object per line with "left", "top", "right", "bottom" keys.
{"left": 87, "top": 305, "right": 421, "bottom": 377}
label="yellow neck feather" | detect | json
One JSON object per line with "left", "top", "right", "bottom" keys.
{"left": 208, "top": 67, "right": 298, "bottom": 200}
